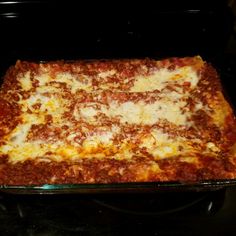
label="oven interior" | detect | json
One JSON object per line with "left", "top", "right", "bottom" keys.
{"left": 0, "top": 0, "right": 236, "bottom": 235}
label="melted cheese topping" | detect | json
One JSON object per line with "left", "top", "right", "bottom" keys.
{"left": 19, "top": 92, "right": 67, "bottom": 123}
{"left": 102, "top": 100, "right": 189, "bottom": 125}
{"left": 18, "top": 71, "right": 32, "bottom": 91}
{"left": 1, "top": 57, "right": 221, "bottom": 164}
{"left": 131, "top": 66, "right": 199, "bottom": 92}
{"left": 35, "top": 72, "right": 92, "bottom": 93}
{"left": 56, "top": 73, "right": 92, "bottom": 93}
{"left": 98, "top": 70, "right": 116, "bottom": 78}
{"left": 140, "top": 129, "right": 196, "bottom": 159}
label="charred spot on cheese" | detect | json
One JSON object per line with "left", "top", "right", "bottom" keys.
{"left": 0, "top": 56, "right": 236, "bottom": 184}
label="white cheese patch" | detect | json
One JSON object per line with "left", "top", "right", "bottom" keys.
{"left": 130, "top": 66, "right": 199, "bottom": 92}
{"left": 98, "top": 70, "right": 116, "bottom": 78}
{"left": 113, "top": 145, "right": 133, "bottom": 160}
{"left": 206, "top": 142, "right": 220, "bottom": 152}
{"left": 195, "top": 102, "right": 203, "bottom": 111}
{"left": 19, "top": 93, "right": 50, "bottom": 112}
{"left": 167, "top": 91, "right": 183, "bottom": 100}
{"left": 95, "top": 132, "right": 114, "bottom": 144}
{"left": 22, "top": 113, "right": 45, "bottom": 126}
{"left": 1, "top": 141, "right": 75, "bottom": 163}
{"left": 35, "top": 74, "right": 51, "bottom": 86}
{"left": 101, "top": 100, "right": 189, "bottom": 126}
{"left": 56, "top": 72, "right": 92, "bottom": 93}
{"left": 2, "top": 123, "right": 31, "bottom": 148}
{"left": 80, "top": 106, "right": 98, "bottom": 120}
{"left": 18, "top": 71, "right": 32, "bottom": 91}
{"left": 73, "top": 104, "right": 99, "bottom": 123}
{"left": 140, "top": 129, "right": 185, "bottom": 159}
{"left": 66, "top": 133, "right": 78, "bottom": 142}
{"left": 19, "top": 92, "right": 67, "bottom": 123}
{"left": 111, "top": 124, "right": 121, "bottom": 133}
{"left": 0, "top": 111, "right": 48, "bottom": 162}
{"left": 3, "top": 143, "right": 49, "bottom": 163}
{"left": 79, "top": 131, "right": 116, "bottom": 158}
{"left": 83, "top": 131, "right": 114, "bottom": 147}
{"left": 36, "top": 85, "right": 61, "bottom": 94}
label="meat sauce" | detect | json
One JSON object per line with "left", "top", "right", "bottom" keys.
{"left": 0, "top": 56, "right": 235, "bottom": 185}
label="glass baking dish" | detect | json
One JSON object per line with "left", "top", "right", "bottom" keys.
{"left": 0, "top": 180, "right": 236, "bottom": 194}
{"left": 0, "top": 58, "right": 235, "bottom": 194}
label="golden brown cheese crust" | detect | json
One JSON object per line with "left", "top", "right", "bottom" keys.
{"left": 0, "top": 56, "right": 236, "bottom": 185}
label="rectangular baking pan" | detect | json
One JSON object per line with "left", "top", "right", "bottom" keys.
{"left": 0, "top": 57, "right": 235, "bottom": 194}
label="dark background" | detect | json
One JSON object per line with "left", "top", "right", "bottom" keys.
{"left": 0, "top": 0, "right": 235, "bottom": 62}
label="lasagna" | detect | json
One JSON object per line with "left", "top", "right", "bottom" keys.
{"left": 0, "top": 56, "right": 235, "bottom": 185}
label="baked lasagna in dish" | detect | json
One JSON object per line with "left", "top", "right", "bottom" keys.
{"left": 0, "top": 56, "right": 235, "bottom": 185}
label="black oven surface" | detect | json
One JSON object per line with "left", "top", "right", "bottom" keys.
{"left": 0, "top": 0, "right": 233, "bottom": 64}
{"left": 0, "top": 189, "right": 235, "bottom": 235}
